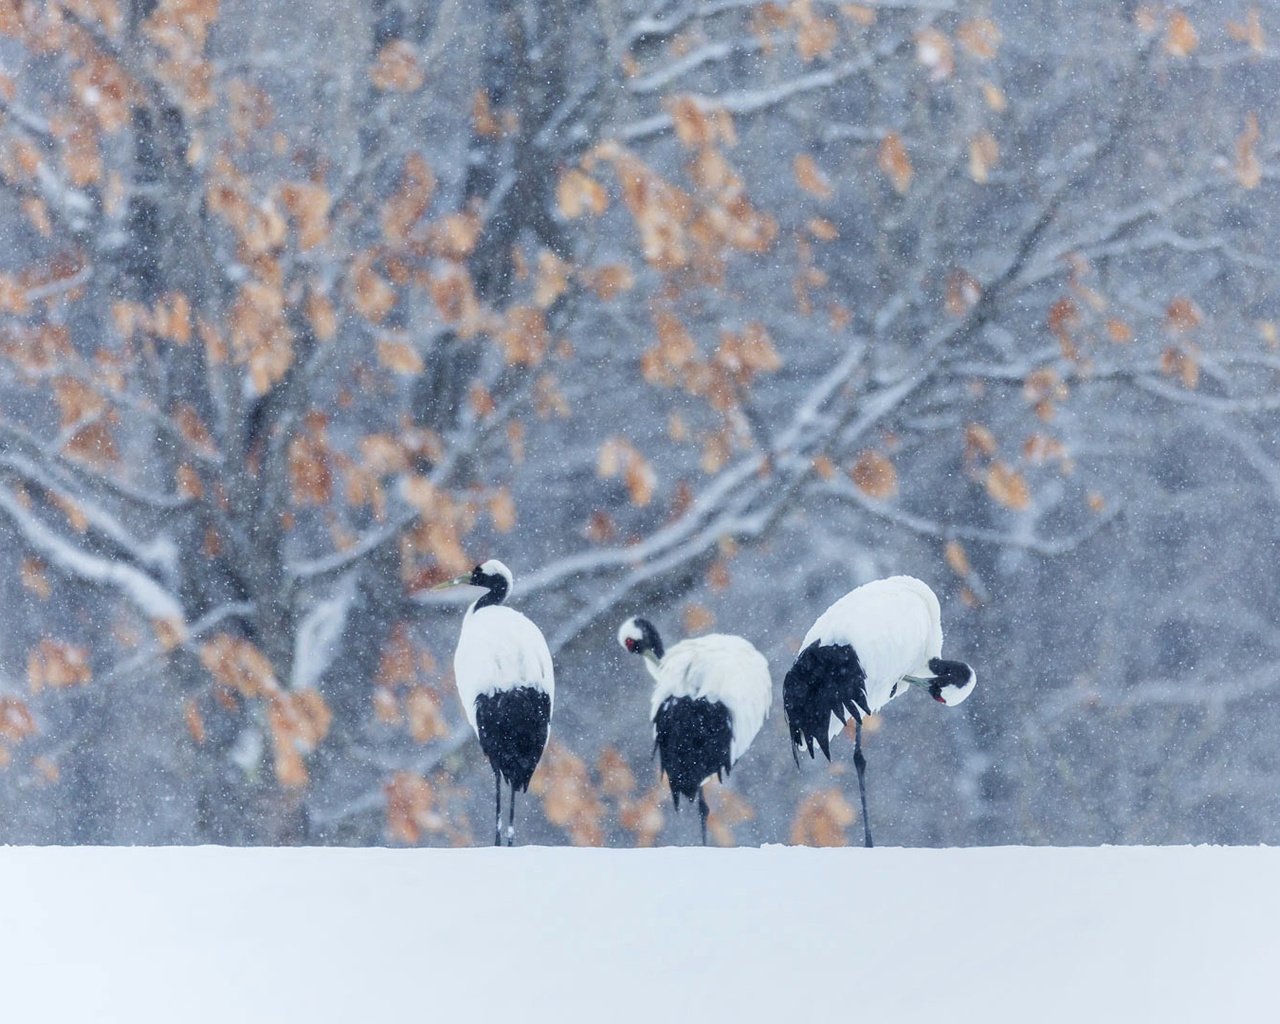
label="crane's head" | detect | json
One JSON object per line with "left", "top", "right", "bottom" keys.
{"left": 617, "top": 617, "right": 665, "bottom": 661}
{"left": 432, "top": 559, "right": 513, "bottom": 606}
{"left": 925, "top": 658, "right": 977, "bottom": 706}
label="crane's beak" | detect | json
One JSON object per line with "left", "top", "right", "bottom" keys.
{"left": 430, "top": 574, "right": 473, "bottom": 591}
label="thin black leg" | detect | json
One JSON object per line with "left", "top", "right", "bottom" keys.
{"left": 493, "top": 770, "right": 502, "bottom": 847}
{"left": 507, "top": 783, "right": 517, "bottom": 847}
{"left": 697, "top": 786, "right": 709, "bottom": 847}
{"left": 853, "top": 719, "right": 873, "bottom": 848}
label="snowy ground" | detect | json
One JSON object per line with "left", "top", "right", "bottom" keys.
{"left": 1, "top": 845, "right": 1273, "bottom": 1022}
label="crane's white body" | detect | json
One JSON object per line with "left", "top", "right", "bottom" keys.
{"left": 645, "top": 634, "right": 772, "bottom": 766}
{"left": 800, "top": 575, "right": 943, "bottom": 738}
{"left": 454, "top": 602, "right": 555, "bottom": 735}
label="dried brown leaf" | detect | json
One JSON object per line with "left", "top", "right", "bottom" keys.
{"left": 789, "top": 788, "right": 855, "bottom": 846}
{"left": 986, "top": 462, "right": 1030, "bottom": 511}
{"left": 851, "top": 450, "right": 898, "bottom": 500}
{"left": 1236, "top": 113, "right": 1262, "bottom": 190}
{"left": 877, "top": 132, "right": 913, "bottom": 194}
{"left": 1165, "top": 11, "right": 1198, "bottom": 57}
{"left": 793, "top": 154, "right": 834, "bottom": 199}
{"left": 945, "top": 540, "right": 971, "bottom": 577}
{"left": 371, "top": 40, "right": 425, "bottom": 92}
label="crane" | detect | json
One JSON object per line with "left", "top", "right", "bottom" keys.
{"left": 782, "top": 575, "right": 976, "bottom": 847}
{"left": 618, "top": 616, "right": 772, "bottom": 845}
{"left": 435, "top": 560, "right": 554, "bottom": 846}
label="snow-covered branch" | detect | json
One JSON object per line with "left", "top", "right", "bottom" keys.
{"left": 0, "top": 487, "right": 184, "bottom": 623}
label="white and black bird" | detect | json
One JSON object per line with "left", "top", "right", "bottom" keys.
{"left": 434, "top": 560, "right": 553, "bottom": 847}
{"left": 783, "top": 575, "right": 976, "bottom": 848}
{"left": 618, "top": 617, "right": 772, "bottom": 845}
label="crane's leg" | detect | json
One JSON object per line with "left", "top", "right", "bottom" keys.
{"left": 493, "top": 770, "right": 502, "bottom": 847}
{"left": 697, "top": 786, "right": 709, "bottom": 847}
{"left": 506, "top": 784, "right": 517, "bottom": 847}
{"left": 853, "top": 720, "right": 873, "bottom": 848}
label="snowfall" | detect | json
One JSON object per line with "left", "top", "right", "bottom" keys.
{"left": 2, "top": 845, "right": 1273, "bottom": 1022}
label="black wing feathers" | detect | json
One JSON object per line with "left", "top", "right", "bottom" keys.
{"left": 473, "top": 686, "right": 551, "bottom": 792}
{"left": 652, "top": 696, "right": 733, "bottom": 808}
{"left": 782, "top": 642, "right": 868, "bottom": 761}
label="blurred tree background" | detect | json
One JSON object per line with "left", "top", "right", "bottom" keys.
{"left": 0, "top": 0, "right": 1278, "bottom": 846}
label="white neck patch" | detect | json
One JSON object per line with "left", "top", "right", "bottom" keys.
{"left": 617, "top": 618, "right": 645, "bottom": 650}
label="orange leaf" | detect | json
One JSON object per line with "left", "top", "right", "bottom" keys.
{"left": 1106, "top": 318, "right": 1134, "bottom": 344}
{"left": 405, "top": 686, "right": 449, "bottom": 743}
{"left": 796, "top": 13, "right": 839, "bottom": 62}
{"left": 1228, "top": 9, "right": 1265, "bottom": 54}
{"left": 682, "top": 603, "right": 715, "bottom": 634}
{"left": 0, "top": 696, "right": 37, "bottom": 744}
{"left": 840, "top": 5, "right": 877, "bottom": 28}
{"left": 350, "top": 254, "right": 396, "bottom": 324}
{"left": 306, "top": 288, "right": 338, "bottom": 342}
{"left": 597, "top": 747, "right": 637, "bottom": 799}
{"left": 1165, "top": 296, "right": 1202, "bottom": 333}
{"left": 877, "top": 133, "right": 913, "bottom": 193}
{"left": 385, "top": 772, "right": 438, "bottom": 844}
{"left": 534, "top": 250, "right": 571, "bottom": 309}
{"left": 20, "top": 557, "right": 51, "bottom": 600}
{"left": 851, "top": 450, "right": 898, "bottom": 500}
{"left": 807, "top": 217, "right": 839, "bottom": 241}
{"left": 280, "top": 182, "right": 330, "bottom": 250}
{"left": 625, "top": 453, "right": 657, "bottom": 507}
{"left": 1165, "top": 11, "right": 1197, "bottom": 57}
{"left": 957, "top": 19, "right": 1001, "bottom": 60}
{"left": 528, "top": 740, "right": 605, "bottom": 846}
{"left": 1236, "top": 113, "right": 1262, "bottom": 190}
{"left": 967, "top": 422, "right": 998, "bottom": 458}
{"left": 1160, "top": 346, "right": 1200, "bottom": 389}
{"left": 582, "top": 263, "right": 633, "bottom": 300}
{"left": 986, "top": 462, "right": 1030, "bottom": 510}
{"left": 789, "top": 788, "right": 856, "bottom": 846}
{"left": 185, "top": 698, "right": 206, "bottom": 745}
{"left": 377, "top": 337, "right": 424, "bottom": 375}
{"left": 496, "top": 306, "right": 550, "bottom": 367}
{"left": 489, "top": 488, "right": 517, "bottom": 534}
{"left": 915, "top": 28, "right": 955, "bottom": 80}
{"left": 556, "top": 169, "right": 608, "bottom": 218}
{"left": 968, "top": 132, "right": 999, "bottom": 183}
{"left": 199, "top": 635, "right": 279, "bottom": 699}
{"left": 28, "top": 639, "right": 92, "bottom": 692}
{"left": 945, "top": 540, "right": 971, "bottom": 577}
{"left": 793, "top": 154, "right": 834, "bottom": 199}
{"left": 371, "top": 40, "right": 425, "bottom": 92}
{"left": 382, "top": 153, "right": 437, "bottom": 244}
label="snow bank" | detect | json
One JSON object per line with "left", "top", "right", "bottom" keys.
{"left": 1, "top": 845, "right": 1273, "bottom": 1022}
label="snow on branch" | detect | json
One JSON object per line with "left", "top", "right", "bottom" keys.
{"left": 291, "top": 574, "right": 357, "bottom": 690}
{"left": 0, "top": 487, "right": 184, "bottom": 623}
{"left": 819, "top": 476, "right": 1123, "bottom": 557}
{"left": 619, "top": 41, "right": 907, "bottom": 142}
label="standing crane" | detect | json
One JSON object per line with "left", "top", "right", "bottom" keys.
{"left": 435, "top": 560, "right": 553, "bottom": 846}
{"left": 618, "top": 616, "right": 772, "bottom": 845}
{"left": 783, "top": 575, "right": 976, "bottom": 848}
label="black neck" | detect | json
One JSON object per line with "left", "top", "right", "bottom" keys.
{"left": 475, "top": 577, "right": 508, "bottom": 609}
{"left": 637, "top": 618, "right": 665, "bottom": 659}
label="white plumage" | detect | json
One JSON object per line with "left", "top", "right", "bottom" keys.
{"left": 619, "top": 617, "right": 772, "bottom": 845}
{"left": 644, "top": 634, "right": 771, "bottom": 766}
{"left": 436, "top": 559, "right": 554, "bottom": 847}
{"left": 454, "top": 601, "right": 555, "bottom": 734}
{"left": 801, "top": 574, "right": 945, "bottom": 738}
